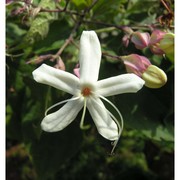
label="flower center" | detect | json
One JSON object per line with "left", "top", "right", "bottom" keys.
{"left": 81, "top": 87, "right": 92, "bottom": 96}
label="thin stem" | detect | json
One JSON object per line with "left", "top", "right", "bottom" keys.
{"left": 28, "top": 0, "right": 83, "bottom": 15}
{"left": 102, "top": 52, "right": 122, "bottom": 62}
{"left": 64, "top": 0, "right": 70, "bottom": 11}
{"left": 26, "top": 54, "right": 53, "bottom": 64}
{"left": 95, "top": 27, "right": 116, "bottom": 33}
{"left": 83, "top": 0, "right": 98, "bottom": 14}
{"left": 51, "top": 35, "right": 73, "bottom": 61}
{"left": 160, "top": 0, "right": 173, "bottom": 13}
{"left": 83, "top": 20, "right": 154, "bottom": 31}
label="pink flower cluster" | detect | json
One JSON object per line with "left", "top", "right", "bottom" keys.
{"left": 123, "top": 29, "right": 167, "bottom": 55}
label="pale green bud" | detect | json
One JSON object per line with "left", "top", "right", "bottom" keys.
{"left": 142, "top": 65, "right": 167, "bottom": 88}
{"left": 159, "top": 33, "right": 174, "bottom": 63}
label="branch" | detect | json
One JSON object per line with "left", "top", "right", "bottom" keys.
{"left": 83, "top": 20, "right": 158, "bottom": 31}
{"left": 50, "top": 0, "right": 99, "bottom": 60}
{"left": 102, "top": 52, "right": 122, "bottom": 62}
{"left": 50, "top": 35, "right": 73, "bottom": 61}
{"left": 30, "top": 4, "right": 83, "bottom": 16}
{"left": 160, "top": 0, "right": 173, "bottom": 14}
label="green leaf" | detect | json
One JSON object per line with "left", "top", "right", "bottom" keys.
{"left": 21, "top": 100, "right": 43, "bottom": 141}
{"left": 127, "top": 0, "right": 157, "bottom": 13}
{"left": 33, "top": 20, "right": 71, "bottom": 54}
{"left": 71, "top": 0, "right": 92, "bottom": 10}
{"left": 115, "top": 88, "right": 174, "bottom": 142}
{"left": 6, "top": 23, "right": 27, "bottom": 45}
{"left": 20, "top": 75, "right": 50, "bottom": 141}
{"left": 92, "top": 0, "right": 125, "bottom": 21}
{"left": 6, "top": 61, "right": 26, "bottom": 140}
{"left": 24, "top": 0, "right": 58, "bottom": 45}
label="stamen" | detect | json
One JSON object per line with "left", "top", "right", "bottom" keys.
{"left": 45, "top": 96, "right": 80, "bottom": 116}
{"left": 94, "top": 94, "right": 124, "bottom": 155}
{"left": 80, "top": 98, "right": 90, "bottom": 130}
{"left": 106, "top": 109, "right": 123, "bottom": 155}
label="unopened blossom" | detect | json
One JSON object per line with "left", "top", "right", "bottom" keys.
{"left": 129, "top": 29, "right": 169, "bottom": 55}
{"left": 159, "top": 33, "right": 174, "bottom": 62}
{"left": 149, "top": 30, "right": 166, "bottom": 45}
{"left": 121, "top": 54, "right": 167, "bottom": 88}
{"left": 149, "top": 30, "right": 166, "bottom": 55}
{"left": 121, "top": 54, "right": 151, "bottom": 77}
{"left": 142, "top": 65, "right": 167, "bottom": 88}
{"left": 6, "top": 0, "right": 14, "bottom": 5}
{"left": 32, "top": 31, "right": 145, "bottom": 152}
{"left": 122, "top": 35, "right": 130, "bottom": 47}
{"left": 131, "top": 31, "right": 150, "bottom": 50}
{"left": 73, "top": 64, "right": 80, "bottom": 78}
{"left": 122, "top": 27, "right": 134, "bottom": 47}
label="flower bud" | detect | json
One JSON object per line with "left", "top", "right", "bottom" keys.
{"left": 149, "top": 30, "right": 166, "bottom": 44}
{"left": 131, "top": 31, "right": 150, "bottom": 49}
{"left": 142, "top": 65, "right": 167, "bottom": 88}
{"left": 6, "top": 0, "right": 14, "bottom": 5}
{"left": 122, "top": 34, "right": 130, "bottom": 47}
{"left": 121, "top": 54, "right": 151, "bottom": 77}
{"left": 122, "top": 27, "right": 134, "bottom": 47}
{"left": 122, "top": 27, "right": 134, "bottom": 34}
{"left": 73, "top": 64, "right": 80, "bottom": 78}
{"left": 149, "top": 30, "right": 166, "bottom": 55}
{"left": 159, "top": 33, "right": 174, "bottom": 62}
{"left": 54, "top": 57, "right": 65, "bottom": 71}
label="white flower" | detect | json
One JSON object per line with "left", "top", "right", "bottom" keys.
{"left": 32, "top": 31, "right": 144, "bottom": 153}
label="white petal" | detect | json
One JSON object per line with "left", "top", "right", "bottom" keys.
{"left": 79, "top": 31, "right": 101, "bottom": 83}
{"left": 87, "top": 97, "right": 118, "bottom": 140}
{"left": 41, "top": 97, "right": 84, "bottom": 132}
{"left": 32, "top": 64, "right": 80, "bottom": 95}
{"left": 96, "top": 73, "right": 145, "bottom": 97}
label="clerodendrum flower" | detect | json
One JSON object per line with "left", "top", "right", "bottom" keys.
{"left": 32, "top": 31, "right": 145, "bottom": 153}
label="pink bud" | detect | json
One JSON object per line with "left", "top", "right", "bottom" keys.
{"left": 54, "top": 57, "right": 65, "bottom": 71}
{"left": 131, "top": 32, "right": 150, "bottom": 50}
{"left": 149, "top": 30, "right": 166, "bottom": 55}
{"left": 122, "top": 34, "right": 130, "bottom": 47}
{"left": 121, "top": 54, "right": 151, "bottom": 77}
{"left": 122, "top": 26, "right": 134, "bottom": 34}
{"left": 149, "top": 30, "right": 166, "bottom": 45}
{"left": 6, "top": 0, "right": 14, "bottom": 5}
{"left": 73, "top": 64, "right": 80, "bottom": 78}
{"left": 122, "top": 27, "right": 134, "bottom": 47}
{"left": 149, "top": 44, "right": 165, "bottom": 55}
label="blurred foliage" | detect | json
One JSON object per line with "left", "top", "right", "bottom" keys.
{"left": 6, "top": 0, "right": 174, "bottom": 179}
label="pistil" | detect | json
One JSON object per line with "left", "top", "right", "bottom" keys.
{"left": 81, "top": 87, "right": 92, "bottom": 96}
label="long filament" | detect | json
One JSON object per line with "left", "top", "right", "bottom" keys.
{"left": 93, "top": 94, "right": 124, "bottom": 155}
{"left": 99, "top": 95, "right": 124, "bottom": 130}
{"left": 45, "top": 96, "right": 80, "bottom": 116}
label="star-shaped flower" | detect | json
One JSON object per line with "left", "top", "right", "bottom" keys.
{"left": 32, "top": 31, "right": 144, "bottom": 152}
